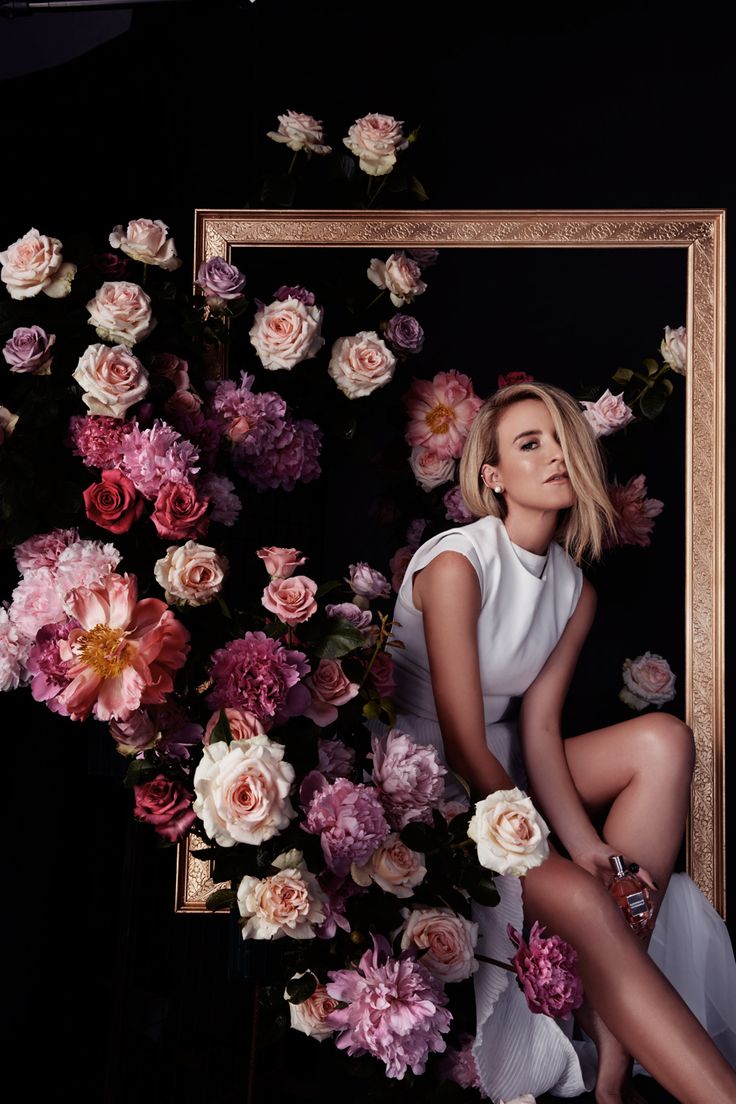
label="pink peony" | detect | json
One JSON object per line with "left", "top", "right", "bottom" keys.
{"left": 606, "top": 473, "right": 664, "bottom": 549}
{"left": 325, "top": 934, "right": 452, "bottom": 1079}
{"left": 404, "top": 370, "right": 484, "bottom": 460}
{"left": 198, "top": 473, "right": 241, "bottom": 526}
{"left": 301, "top": 659, "right": 360, "bottom": 727}
{"left": 0, "top": 607, "right": 29, "bottom": 692}
{"left": 67, "top": 415, "right": 135, "bottom": 470}
{"left": 317, "top": 737, "right": 356, "bottom": 782}
{"left": 133, "top": 775, "right": 197, "bottom": 843}
{"left": 507, "top": 920, "right": 584, "bottom": 1020}
{"left": 14, "top": 527, "right": 79, "bottom": 575}
{"left": 119, "top": 419, "right": 200, "bottom": 499}
{"left": 206, "top": 631, "right": 311, "bottom": 726}
{"left": 55, "top": 572, "right": 190, "bottom": 723}
{"left": 439, "top": 1033, "right": 488, "bottom": 1096}
{"left": 371, "top": 728, "right": 446, "bottom": 829}
{"left": 9, "top": 568, "right": 67, "bottom": 641}
{"left": 301, "top": 771, "right": 390, "bottom": 876}
{"left": 24, "top": 618, "right": 78, "bottom": 713}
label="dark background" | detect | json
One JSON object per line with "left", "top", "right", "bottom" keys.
{"left": 0, "top": 2, "right": 731, "bottom": 1101}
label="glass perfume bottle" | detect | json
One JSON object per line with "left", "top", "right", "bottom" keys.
{"left": 607, "top": 855, "right": 655, "bottom": 938}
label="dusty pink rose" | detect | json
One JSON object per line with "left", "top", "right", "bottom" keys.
{"left": 409, "top": 445, "right": 456, "bottom": 490}
{"left": 328, "top": 331, "right": 397, "bottom": 399}
{"left": 344, "top": 561, "right": 391, "bottom": 600}
{"left": 468, "top": 787, "right": 550, "bottom": 876}
{"left": 368, "top": 650, "right": 395, "bottom": 697}
{"left": 580, "top": 389, "right": 635, "bottom": 438}
{"left": 72, "top": 343, "right": 149, "bottom": 418}
{"left": 342, "top": 113, "right": 409, "bottom": 176}
{"left": 86, "top": 280, "right": 157, "bottom": 346}
{"left": 286, "top": 976, "right": 339, "bottom": 1040}
{"left": 204, "top": 707, "right": 267, "bottom": 745}
{"left": 267, "top": 110, "right": 332, "bottom": 155}
{"left": 261, "top": 575, "right": 319, "bottom": 626}
{"left": 133, "top": 774, "right": 196, "bottom": 842}
{"left": 367, "top": 251, "right": 427, "bottom": 309}
{"left": 249, "top": 296, "right": 325, "bottom": 371}
{"left": 3, "top": 325, "right": 56, "bottom": 374}
{"left": 301, "top": 772, "right": 391, "bottom": 876}
{"left": 109, "top": 218, "right": 182, "bottom": 271}
{"left": 154, "top": 541, "right": 228, "bottom": 606}
{"left": 55, "top": 572, "right": 190, "bottom": 723}
{"left": 151, "top": 480, "right": 210, "bottom": 540}
{"left": 256, "top": 545, "right": 308, "bottom": 579}
{"left": 109, "top": 710, "right": 160, "bottom": 754}
{"left": 164, "top": 389, "right": 202, "bottom": 419}
{"left": 404, "top": 370, "right": 484, "bottom": 460}
{"left": 606, "top": 473, "right": 664, "bottom": 549}
{"left": 371, "top": 728, "right": 446, "bottom": 829}
{"left": 237, "top": 850, "right": 327, "bottom": 939}
{"left": 302, "top": 659, "right": 360, "bottom": 727}
{"left": 0, "top": 227, "right": 76, "bottom": 300}
{"left": 507, "top": 920, "right": 583, "bottom": 1020}
{"left": 352, "top": 833, "right": 426, "bottom": 898}
{"left": 619, "top": 651, "right": 676, "bottom": 710}
{"left": 661, "top": 324, "right": 687, "bottom": 375}
{"left": 400, "top": 907, "right": 479, "bottom": 983}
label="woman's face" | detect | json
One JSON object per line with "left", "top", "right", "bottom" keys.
{"left": 481, "top": 398, "right": 577, "bottom": 513}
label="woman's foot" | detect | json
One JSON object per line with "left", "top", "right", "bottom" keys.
{"left": 573, "top": 996, "right": 642, "bottom": 1104}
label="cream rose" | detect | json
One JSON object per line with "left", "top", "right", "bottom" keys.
{"left": 237, "top": 851, "right": 327, "bottom": 939}
{"left": 409, "top": 445, "right": 456, "bottom": 490}
{"left": 328, "top": 331, "right": 397, "bottom": 399}
{"left": 619, "top": 650, "right": 677, "bottom": 710}
{"left": 351, "top": 833, "right": 426, "bottom": 898}
{"left": 249, "top": 296, "right": 325, "bottom": 371}
{"left": 86, "top": 281, "right": 157, "bottom": 346}
{"left": 580, "top": 389, "right": 635, "bottom": 438}
{"left": 204, "top": 707, "right": 267, "bottom": 745}
{"left": 256, "top": 545, "right": 307, "bottom": 579}
{"left": 154, "top": 541, "right": 229, "bottom": 606}
{"left": 367, "top": 251, "right": 427, "bottom": 308}
{"left": 285, "top": 975, "right": 338, "bottom": 1040}
{"left": 0, "top": 227, "right": 77, "bottom": 301}
{"left": 660, "top": 324, "right": 687, "bottom": 375}
{"left": 266, "top": 110, "right": 332, "bottom": 155}
{"left": 72, "top": 343, "right": 149, "bottom": 418}
{"left": 342, "top": 112, "right": 409, "bottom": 176}
{"left": 192, "top": 734, "right": 296, "bottom": 847}
{"left": 468, "top": 787, "right": 550, "bottom": 876}
{"left": 109, "top": 218, "right": 182, "bottom": 271}
{"left": 399, "top": 906, "right": 479, "bottom": 983}
{"left": 261, "top": 574, "right": 318, "bottom": 626}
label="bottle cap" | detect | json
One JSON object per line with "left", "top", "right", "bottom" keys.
{"left": 608, "top": 855, "right": 626, "bottom": 876}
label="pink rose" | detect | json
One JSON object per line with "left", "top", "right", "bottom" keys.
{"left": 151, "top": 480, "right": 210, "bottom": 540}
{"left": 286, "top": 976, "right": 339, "bottom": 1040}
{"left": 164, "top": 389, "right": 202, "bottom": 418}
{"left": 302, "top": 659, "right": 360, "bottom": 727}
{"left": 237, "top": 851, "right": 327, "bottom": 939}
{"left": 249, "top": 296, "right": 325, "bottom": 371}
{"left": 83, "top": 469, "right": 144, "bottom": 535}
{"left": 3, "top": 325, "right": 56, "bottom": 374}
{"left": 86, "top": 280, "right": 157, "bottom": 346}
{"left": 328, "top": 331, "right": 397, "bottom": 399}
{"left": 619, "top": 651, "right": 676, "bottom": 711}
{"left": 72, "top": 343, "right": 149, "bottom": 418}
{"left": 154, "top": 541, "right": 228, "bottom": 606}
{"left": 261, "top": 575, "right": 319, "bottom": 626}
{"left": 409, "top": 445, "right": 456, "bottom": 490}
{"left": 345, "top": 561, "right": 391, "bottom": 600}
{"left": 267, "top": 110, "right": 332, "bottom": 155}
{"left": 661, "top": 324, "right": 687, "bottom": 375}
{"left": 0, "top": 227, "right": 77, "bottom": 300}
{"left": 400, "top": 906, "right": 479, "bottom": 983}
{"left": 256, "top": 545, "right": 308, "bottom": 579}
{"left": 204, "top": 707, "right": 267, "bottom": 745}
{"left": 352, "top": 833, "right": 426, "bottom": 898}
{"left": 498, "top": 371, "right": 535, "bottom": 389}
{"left": 133, "top": 774, "right": 196, "bottom": 842}
{"left": 580, "top": 389, "right": 635, "bottom": 438}
{"left": 342, "top": 112, "right": 409, "bottom": 176}
{"left": 109, "top": 218, "right": 182, "bottom": 271}
{"left": 367, "top": 251, "right": 427, "bottom": 308}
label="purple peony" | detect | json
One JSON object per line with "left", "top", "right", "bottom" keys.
{"left": 443, "top": 483, "right": 474, "bottom": 524}
{"left": 196, "top": 257, "right": 246, "bottom": 300}
{"left": 207, "top": 631, "right": 311, "bottom": 726}
{"left": 325, "top": 934, "right": 452, "bottom": 1079}
{"left": 385, "top": 313, "right": 425, "bottom": 354}
{"left": 237, "top": 415, "right": 322, "bottom": 493}
{"left": 198, "top": 472, "right": 242, "bottom": 526}
{"left": 3, "top": 325, "right": 56, "bottom": 373}
{"left": 371, "top": 728, "right": 446, "bottom": 829}
{"left": 301, "top": 771, "right": 390, "bottom": 876}
{"left": 438, "top": 1033, "right": 488, "bottom": 1096}
{"left": 507, "top": 920, "right": 584, "bottom": 1020}
{"left": 317, "top": 736, "right": 357, "bottom": 782}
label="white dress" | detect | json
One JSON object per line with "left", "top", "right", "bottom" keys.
{"left": 365, "top": 513, "right": 736, "bottom": 1101}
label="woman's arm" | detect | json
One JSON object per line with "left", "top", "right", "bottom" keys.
{"left": 414, "top": 550, "right": 516, "bottom": 797}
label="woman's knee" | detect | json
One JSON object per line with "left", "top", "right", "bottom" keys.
{"left": 639, "top": 712, "right": 696, "bottom": 778}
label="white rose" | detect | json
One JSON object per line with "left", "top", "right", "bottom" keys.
{"left": 327, "top": 331, "right": 397, "bottom": 398}
{"left": 192, "top": 734, "right": 296, "bottom": 847}
{"left": 468, "top": 787, "right": 550, "bottom": 876}
{"left": 285, "top": 976, "right": 339, "bottom": 1040}
{"left": 619, "top": 651, "right": 676, "bottom": 710}
{"left": 249, "top": 297, "right": 325, "bottom": 371}
{"left": 237, "top": 852, "right": 327, "bottom": 939}
{"left": 109, "top": 218, "right": 182, "bottom": 271}
{"left": 342, "top": 112, "right": 409, "bottom": 176}
{"left": 660, "top": 324, "right": 687, "bottom": 375}
{"left": 399, "top": 906, "right": 479, "bottom": 983}
{"left": 86, "top": 280, "right": 157, "bottom": 346}
{"left": 72, "top": 343, "right": 149, "bottom": 418}
{"left": 367, "top": 251, "right": 427, "bottom": 308}
{"left": 351, "top": 833, "right": 426, "bottom": 898}
{"left": 154, "top": 541, "right": 229, "bottom": 606}
{"left": 409, "top": 445, "right": 456, "bottom": 490}
{"left": 0, "top": 227, "right": 77, "bottom": 301}
{"left": 266, "top": 110, "right": 332, "bottom": 155}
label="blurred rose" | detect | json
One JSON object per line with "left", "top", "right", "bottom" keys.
{"left": 606, "top": 473, "right": 664, "bottom": 549}
{"left": 328, "top": 331, "right": 397, "bottom": 399}
{"left": 109, "top": 218, "right": 182, "bottom": 271}
{"left": 342, "top": 112, "right": 409, "bottom": 176}
{"left": 133, "top": 774, "right": 196, "bottom": 842}
{"left": 498, "top": 371, "right": 534, "bottom": 389}
{"left": 389, "top": 544, "right": 414, "bottom": 593}
{"left": 204, "top": 707, "right": 266, "bottom": 745}
{"left": 443, "top": 484, "right": 474, "bottom": 524}
{"left": 149, "top": 352, "right": 190, "bottom": 390}
{"left": 409, "top": 445, "right": 456, "bottom": 490}
{"left": 86, "top": 281, "right": 156, "bottom": 346}
{"left": 385, "top": 313, "right": 425, "bottom": 354}
{"left": 267, "top": 110, "right": 332, "bottom": 155}
{"left": 352, "top": 834, "right": 426, "bottom": 898}
{"left": 619, "top": 651, "right": 676, "bottom": 710}
{"left": 0, "top": 226, "right": 76, "bottom": 300}
{"left": 368, "top": 650, "right": 395, "bottom": 697}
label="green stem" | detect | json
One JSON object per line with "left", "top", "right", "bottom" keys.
{"left": 475, "top": 953, "right": 515, "bottom": 972}
{"left": 365, "top": 176, "right": 387, "bottom": 209}
{"left": 287, "top": 151, "right": 298, "bottom": 175}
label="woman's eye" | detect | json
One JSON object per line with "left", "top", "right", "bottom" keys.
{"left": 521, "top": 440, "right": 538, "bottom": 450}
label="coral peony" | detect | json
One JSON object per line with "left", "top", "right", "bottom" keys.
{"left": 404, "top": 370, "right": 484, "bottom": 460}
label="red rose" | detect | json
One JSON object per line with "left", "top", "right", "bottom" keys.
{"left": 151, "top": 479, "right": 210, "bottom": 540}
{"left": 497, "top": 371, "right": 535, "bottom": 389}
{"left": 83, "top": 469, "right": 144, "bottom": 534}
{"left": 133, "top": 774, "right": 197, "bottom": 842}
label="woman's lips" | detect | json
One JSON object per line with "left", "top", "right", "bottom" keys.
{"left": 545, "top": 475, "right": 569, "bottom": 483}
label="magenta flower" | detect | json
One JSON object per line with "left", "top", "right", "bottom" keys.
{"left": 371, "top": 728, "right": 446, "bottom": 830}
{"left": 325, "top": 934, "right": 452, "bottom": 1079}
{"left": 317, "top": 737, "right": 357, "bottom": 782}
{"left": 206, "top": 631, "right": 311, "bottom": 726}
{"left": 439, "top": 1033, "right": 488, "bottom": 1097}
{"left": 605, "top": 473, "right": 664, "bottom": 549}
{"left": 301, "top": 771, "right": 390, "bottom": 876}
{"left": 25, "top": 618, "right": 78, "bottom": 714}
{"left": 133, "top": 774, "right": 197, "bottom": 843}
{"left": 118, "top": 419, "right": 200, "bottom": 500}
{"left": 507, "top": 920, "right": 584, "bottom": 1020}
{"left": 67, "top": 414, "right": 135, "bottom": 470}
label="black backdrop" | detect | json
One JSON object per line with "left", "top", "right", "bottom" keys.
{"left": 0, "top": 3, "right": 732, "bottom": 1101}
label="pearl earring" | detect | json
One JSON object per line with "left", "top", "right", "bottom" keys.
{"left": 494, "top": 485, "right": 503, "bottom": 494}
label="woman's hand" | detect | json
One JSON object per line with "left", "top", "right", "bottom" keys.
{"left": 572, "top": 839, "right": 659, "bottom": 894}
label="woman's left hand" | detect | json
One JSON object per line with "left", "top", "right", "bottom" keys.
{"left": 572, "top": 840, "right": 659, "bottom": 894}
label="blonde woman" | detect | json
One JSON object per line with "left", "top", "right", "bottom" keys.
{"left": 367, "top": 381, "right": 736, "bottom": 1103}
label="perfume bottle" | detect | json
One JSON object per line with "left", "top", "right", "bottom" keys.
{"left": 607, "top": 855, "right": 655, "bottom": 938}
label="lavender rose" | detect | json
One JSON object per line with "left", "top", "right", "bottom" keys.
{"left": 385, "top": 313, "right": 425, "bottom": 354}
{"left": 344, "top": 561, "right": 391, "bottom": 601}
{"left": 3, "top": 326, "right": 56, "bottom": 374}
{"left": 196, "top": 257, "right": 247, "bottom": 302}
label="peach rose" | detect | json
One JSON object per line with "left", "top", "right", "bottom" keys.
{"left": 351, "top": 833, "right": 426, "bottom": 898}
{"left": 0, "top": 227, "right": 77, "bottom": 301}
{"left": 154, "top": 541, "right": 229, "bottom": 606}
{"left": 261, "top": 574, "right": 318, "bottom": 626}
{"left": 267, "top": 110, "right": 332, "bottom": 155}
{"left": 302, "top": 658, "right": 360, "bottom": 727}
{"left": 249, "top": 297, "right": 325, "bottom": 371}
{"left": 109, "top": 218, "right": 182, "bottom": 271}
{"left": 399, "top": 906, "right": 479, "bottom": 983}
{"left": 367, "top": 251, "right": 427, "bottom": 308}
{"left": 619, "top": 651, "right": 676, "bottom": 710}
{"left": 256, "top": 545, "right": 308, "bottom": 579}
{"left": 468, "top": 787, "right": 550, "bottom": 877}
{"left": 286, "top": 976, "right": 338, "bottom": 1040}
{"left": 237, "top": 851, "right": 327, "bottom": 939}
{"left": 660, "top": 324, "right": 687, "bottom": 375}
{"left": 328, "top": 331, "right": 397, "bottom": 399}
{"left": 409, "top": 445, "right": 456, "bottom": 490}
{"left": 72, "top": 343, "right": 149, "bottom": 418}
{"left": 86, "top": 281, "right": 157, "bottom": 346}
{"left": 342, "top": 112, "right": 409, "bottom": 176}
{"left": 204, "top": 707, "right": 267, "bottom": 745}
{"left": 580, "top": 389, "right": 635, "bottom": 438}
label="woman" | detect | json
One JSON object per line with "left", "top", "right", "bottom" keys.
{"left": 367, "top": 381, "right": 736, "bottom": 1103}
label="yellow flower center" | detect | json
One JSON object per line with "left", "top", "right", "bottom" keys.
{"left": 79, "top": 624, "right": 132, "bottom": 678}
{"left": 426, "top": 403, "right": 455, "bottom": 435}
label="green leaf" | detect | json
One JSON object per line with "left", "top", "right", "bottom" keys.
{"left": 639, "top": 383, "right": 668, "bottom": 420}
{"left": 209, "top": 709, "right": 233, "bottom": 745}
{"left": 611, "top": 366, "right": 633, "bottom": 384}
{"left": 313, "top": 616, "right": 366, "bottom": 659}
{"left": 123, "top": 757, "right": 161, "bottom": 789}
{"left": 205, "top": 888, "right": 237, "bottom": 911}
{"left": 314, "top": 579, "right": 343, "bottom": 600}
{"left": 362, "top": 699, "right": 381, "bottom": 721}
{"left": 461, "top": 865, "right": 500, "bottom": 907}
{"left": 285, "top": 972, "right": 318, "bottom": 1004}
{"left": 642, "top": 357, "right": 659, "bottom": 376}
{"left": 410, "top": 176, "right": 429, "bottom": 201}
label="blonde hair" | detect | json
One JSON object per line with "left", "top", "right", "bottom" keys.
{"left": 458, "top": 381, "right": 617, "bottom": 565}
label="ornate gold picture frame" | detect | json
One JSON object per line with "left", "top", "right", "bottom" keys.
{"left": 175, "top": 208, "right": 726, "bottom": 918}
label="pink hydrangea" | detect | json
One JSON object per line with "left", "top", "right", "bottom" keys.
{"left": 237, "top": 415, "right": 322, "bottom": 493}
{"left": 439, "top": 1033, "right": 488, "bottom": 1096}
{"left": 0, "top": 607, "right": 29, "bottom": 691}
{"left": 301, "top": 771, "right": 390, "bottom": 876}
{"left": 206, "top": 631, "right": 311, "bottom": 726}
{"left": 119, "top": 419, "right": 200, "bottom": 499}
{"left": 325, "top": 934, "right": 452, "bottom": 1079}
{"left": 198, "top": 473, "right": 241, "bottom": 526}
{"left": 66, "top": 414, "right": 135, "bottom": 470}
{"left": 507, "top": 920, "right": 584, "bottom": 1020}
{"left": 605, "top": 473, "right": 664, "bottom": 550}
{"left": 14, "top": 527, "right": 79, "bottom": 575}
{"left": 371, "top": 728, "right": 446, "bottom": 829}
{"left": 24, "top": 618, "right": 78, "bottom": 713}
{"left": 404, "top": 370, "right": 484, "bottom": 460}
